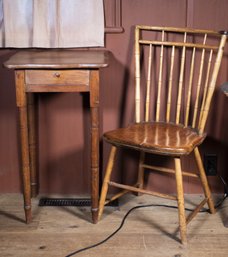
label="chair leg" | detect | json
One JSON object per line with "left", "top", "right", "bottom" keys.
{"left": 194, "top": 147, "right": 216, "bottom": 214}
{"left": 174, "top": 157, "right": 187, "bottom": 244}
{"left": 137, "top": 152, "right": 145, "bottom": 192}
{"left": 98, "top": 146, "right": 117, "bottom": 221}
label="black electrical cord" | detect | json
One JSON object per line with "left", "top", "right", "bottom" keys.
{"left": 65, "top": 203, "right": 180, "bottom": 257}
{"left": 211, "top": 174, "right": 228, "bottom": 210}
{"left": 65, "top": 175, "right": 228, "bottom": 257}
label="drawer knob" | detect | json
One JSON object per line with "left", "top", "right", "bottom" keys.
{"left": 54, "top": 72, "right": 61, "bottom": 78}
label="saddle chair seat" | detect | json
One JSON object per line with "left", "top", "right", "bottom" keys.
{"left": 104, "top": 122, "right": 206, "bottom": 156}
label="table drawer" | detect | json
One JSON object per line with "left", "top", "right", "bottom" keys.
{"left": 25, "top": 70, "right": 90, "bottom": 85}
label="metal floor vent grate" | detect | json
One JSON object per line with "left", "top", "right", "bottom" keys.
{"left": 39, "top": 198, "right": 119, "bottom": 207}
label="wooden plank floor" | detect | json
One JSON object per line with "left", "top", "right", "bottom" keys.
{"left": 0, "top": 194, "right": 227, "bottom": 257}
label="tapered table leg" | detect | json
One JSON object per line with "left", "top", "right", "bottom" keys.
{"left": 90, "top": 70, "right": 100, "bottom": 223}
{"left": 27, "top": 93, "right": 38, "bottom": 197}
{"left": 16, "top": 70, "right": 32, "bottom": 223}
{"left": 18, "top": 106, "right": 32, "bottom": 223}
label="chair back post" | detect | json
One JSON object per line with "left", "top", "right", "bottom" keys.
{"left": 198, "top": 33, "right": 227, "bottom": 133}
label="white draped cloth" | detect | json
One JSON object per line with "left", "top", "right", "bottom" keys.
{"left": 0, "top": 0, "right": 104, "bottom": 48}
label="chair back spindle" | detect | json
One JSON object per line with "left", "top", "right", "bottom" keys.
{"left": 166, "top": 45, "right": 175, "bottom": 123}
{"left": 145, "top": 43, "right": 152, "bottom": 122}
{"left": 175, "top": 32, "right": 187, "bottom": 125}
{"left": 184, "top": 46, "right": 195, "bottom": 126}
{"left": 192, "top": 34, "right": 207, "bottom": 128}
{"left": 156, "top": 30, "right": 165, "bottom": 122}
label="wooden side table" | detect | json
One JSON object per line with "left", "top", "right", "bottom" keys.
{"left": 4, "top": 50, "right": 109, "bottom": 224}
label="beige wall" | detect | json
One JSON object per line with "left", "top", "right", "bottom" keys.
{"left": 0, "top": 0, "right": 227, "bottom": 194}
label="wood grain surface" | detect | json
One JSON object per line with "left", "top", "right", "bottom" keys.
{"left": 0, "top": 194, "right": 227, "bottom": 257}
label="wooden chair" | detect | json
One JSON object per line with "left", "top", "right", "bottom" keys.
{"left": 98, "top": 26, "right": 227, "bottom": 244}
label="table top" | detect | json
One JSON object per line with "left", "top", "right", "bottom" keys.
{"left": 4, "top": 49, "right": 109, "bottom": 69}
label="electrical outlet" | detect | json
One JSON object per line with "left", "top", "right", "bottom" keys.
{"left": 204, "top": 154, "right": 217, "bottom": 176}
